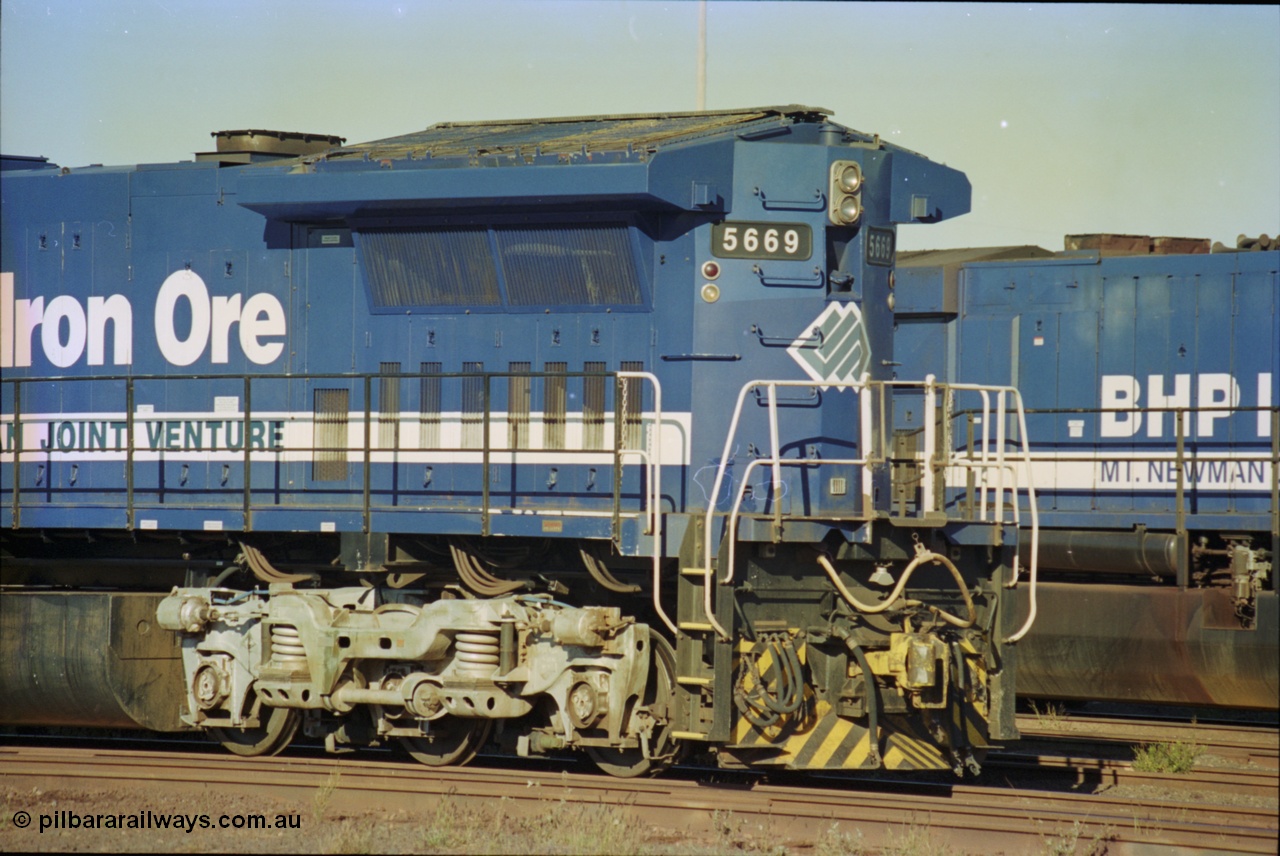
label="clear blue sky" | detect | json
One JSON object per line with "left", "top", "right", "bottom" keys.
{"left": 2, "top": 1, "right": 1277, "bottom": 251}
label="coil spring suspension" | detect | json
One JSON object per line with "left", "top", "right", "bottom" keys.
{"left": 454, "top": 630, "right": 501, "bottom": 676}
{"left": 269, "top": 624, "right": 308, "bottom": 670}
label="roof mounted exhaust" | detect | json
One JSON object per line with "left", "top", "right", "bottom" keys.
{"left": 196, "top": 130, "right": 345, "bottom": 165}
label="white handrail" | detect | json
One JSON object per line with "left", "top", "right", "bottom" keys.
{"left": 975, "top": 389, "right": 992, "bottom": 520}
{"left": 922, "top": 375, "right": 937, "bottom": 513}
{"left": 700, "top": 377, "right": 1040, "bottom": 645}
{"left": 941, "top": 382, "right": 1040, "bottom": 642}
{"left": 723, "top": 455, "right": 868, "bottom": 584}
{"left": 701, "top": 379, "right": 865, "bottom": 638}
{"left": 616, "top": 371, "right": 677, "bottom": 637}
{"left": 1004, "top": 386, "right": 1039, "bottom": 642}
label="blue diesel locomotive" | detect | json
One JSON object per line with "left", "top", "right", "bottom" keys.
{"left": 0, "top": 106, "right": 1165, "bottom": 778}
{"left": 895, "top": 237, "right": 1277, "bottom": 710}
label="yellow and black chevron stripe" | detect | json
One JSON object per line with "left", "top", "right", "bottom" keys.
{"left": 725, "top": 638, "right": 991, "bottom": 770}
{"left": 880, "top": 715, "right": 950, "bottom": 770}
{"left": 727, "top": 699, "right": 955, "bottom": 770}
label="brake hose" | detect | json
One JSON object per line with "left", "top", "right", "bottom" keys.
{"left": 761, "top": 639, "right": 802, "bottom": 715}
{"left": 817, "top": 546, "right": 977, "bottom": 628}
{"left": 736, "top": 638, "right": 804, "bottom": 724}
{"left": 849, "top": 644, "right": 881, "bottom": 766}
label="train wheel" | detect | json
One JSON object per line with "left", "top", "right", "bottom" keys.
{"left": 400, "top": 718, "right": 492, "bottom": 767}
{"left": 585, "top": 634, "right": 680, "bottom": 778}
{"left": 210, "top": 701, "right": 300, "bottom": 757}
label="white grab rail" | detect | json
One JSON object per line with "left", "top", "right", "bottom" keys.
{"left": 616, "top": 371, "right": 677, "bottom": 637}
{"left": 699, "top": 376, "right": 1040, "bottom": 644}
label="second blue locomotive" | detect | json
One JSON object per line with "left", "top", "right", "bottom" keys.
{"left": 896, "top": 234, "right": 1277, "bottom": 710}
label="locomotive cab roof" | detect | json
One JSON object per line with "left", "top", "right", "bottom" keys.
{"left": 294, "top": 105, "right": 844, "bottom": 166}
{"left": 231, "top": 106, "right": 971, "bottom": 226}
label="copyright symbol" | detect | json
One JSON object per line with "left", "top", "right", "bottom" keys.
{"left": 12, "top": 810, "right": 31, "bottom": 828}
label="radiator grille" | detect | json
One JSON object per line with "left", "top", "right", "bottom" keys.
{"left": 461, "top": 362, "right": 484, "bottom": 449}
{"left": 312, "top": 388, "right": 349, "bottom": 482}
{"left": 496, "top": 224, "right": 642, "bottom": 307}
{"left": 361, "top": 227, "right": 499, "bottom": 308}
{"left": 419, "top": 362, "right": 442, "bottom": 449}
{"left": 508, "top": 362, "right": 531, "bottom": 450}
{"left": 583, "top": 362, "right": 606, "bottom": 451}
{"left": 379, "top": 362, "right": 401, "bottom": 451}
{"left": 620, "top": 360, "right": 644, "bottom": 450}
{"left": 543, "top": 362, "right": 567, "bottom": 451}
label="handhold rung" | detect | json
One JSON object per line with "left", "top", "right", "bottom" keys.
{"left": 670, "top": 730, "right": 709, "bottom": 741}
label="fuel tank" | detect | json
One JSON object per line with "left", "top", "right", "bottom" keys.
{"left": 1015, "top": 583, "right": 1278, "bottom": 710}
{"left": 0, "top": 592, "right": 187, "bottom": 730}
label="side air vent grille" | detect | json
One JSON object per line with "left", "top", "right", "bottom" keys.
{"left": 361, "top": 227, "right": 500, "bottom": 308}
{"left": 496, "top": 224, "right": 642, "bottom": 307}
{"left": 312, "top": 388, "right": 350, "bottom": 482}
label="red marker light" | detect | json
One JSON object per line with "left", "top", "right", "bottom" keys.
{"left": 701, "top": 261, "right": 721, "bottom": 280}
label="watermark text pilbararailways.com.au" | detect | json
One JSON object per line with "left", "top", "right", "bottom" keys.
{"left": 10, "top": 808, "right": 300, "bottom": 833}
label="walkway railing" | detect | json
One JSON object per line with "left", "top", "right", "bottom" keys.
{"left": 699, "top": 375, "right": 1041, "bottom": 642}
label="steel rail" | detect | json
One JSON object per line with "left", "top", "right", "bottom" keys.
{"left": 1014, "top": 713, "right": 1280, "bottom": 770}
{"left": 2, "top": 744, "right": 1275, "bottom": 854}
{"left": 986, "top": 751, "right": 1279, "bottom": 798}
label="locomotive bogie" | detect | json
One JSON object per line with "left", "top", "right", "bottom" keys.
{"left": 155, "top": 585, "right": 661, "bottom": 753}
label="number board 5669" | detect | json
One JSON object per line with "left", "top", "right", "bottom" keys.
{"left": 711, "top": 222, "right": 812, "bottom": 261}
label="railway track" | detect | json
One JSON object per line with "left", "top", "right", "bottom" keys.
{"left": 1015, "top": 712, "right": 1280, "bottom": 770}
{"left": 1, "top": 743, "right": 1275, "bottom": 854}
{"left": 987, "top": 750, "right": 1278, "bottom": 799}
{"left": 1001, "top": 712, "right": 1280, "bottom": 800}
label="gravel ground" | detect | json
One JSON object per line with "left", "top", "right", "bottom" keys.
{"left": 0, "top": 778, "right": 852, "bottom": 856}
{"left": 3, "top": 741, "right": 1274, "bottom": 855}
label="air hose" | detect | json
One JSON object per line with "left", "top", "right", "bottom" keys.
{"left": 817, "top": 545, "right": 977, "bottom": 628}
{"left": 734, "top": 637, "right": 805, "bottom": 728}
{"left": 849, "top": 644, "right": 881, "bottom": 766}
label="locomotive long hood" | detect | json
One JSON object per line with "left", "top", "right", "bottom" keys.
{"left": 234, "top": 143, "right": 736, "bottom": 220}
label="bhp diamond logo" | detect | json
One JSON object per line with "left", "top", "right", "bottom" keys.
{"left": 788, "top": 302, "right": 871, "bottom": 388}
